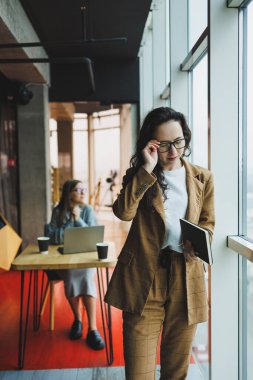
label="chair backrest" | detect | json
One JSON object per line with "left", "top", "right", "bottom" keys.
{"left": 44, "top": 223, "right": 50, "bottom": 237}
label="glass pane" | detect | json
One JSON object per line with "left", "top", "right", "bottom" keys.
{"left": 247, "top": 259, "right": 253, "bottom": 380}
{"left": 188, "top": 0, "right": 207, "bottom": 51}
{"left": 49, "top": 119, "right": 58, "bottom": 168}
{"left": 73, "top": 116, "right": 88, "bottom": 130}
{"left": 93, "top": 111, "right": 120, "bottom": 130}
{"left": 94, "top": 128, "right": 120, "bottom": 207}
{"left": 192, "top": 278, "right": 210, "bottom": 379}
{"left": 73, "top": 119, "right": 88, "bottom": 192}
{"left": 192, "top": 54, "right": 208, "bottom": 168}
{"left": 191, "top": 54, "right": 210, "bottom": 379}
{"left": 247, "top": 1, "right": 253, "bottom": 239}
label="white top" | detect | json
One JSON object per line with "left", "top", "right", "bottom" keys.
{"left": 162, "top": 165, "right": 188, "bottom": 252}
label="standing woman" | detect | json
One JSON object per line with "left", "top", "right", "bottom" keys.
{"left": 47, "top": 179, "right": 104, "bottom": 350}
{"left": 105, "top": 107, "right": 215, "bottom": 379}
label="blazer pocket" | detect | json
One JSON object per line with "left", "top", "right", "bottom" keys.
{"left": 118, "top": 250, "right": 134, "bottom": 266}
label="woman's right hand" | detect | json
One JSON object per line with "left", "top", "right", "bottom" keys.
{"left": 141, "top": 140, "right": 160, "bottom": 173}
{"left": 72, "top": 205, "right": 81, "bottom": 222}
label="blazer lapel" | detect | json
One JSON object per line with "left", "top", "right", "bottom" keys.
{"left": 183, "top": 159, "right": 204, "bottom": 222}
{"left": 152, "top": 183, "right": 166, "bottom": 224}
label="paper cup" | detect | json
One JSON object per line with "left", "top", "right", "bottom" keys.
{"left": 37, "top": 237, "right": 50, "bottom": 254}
{"left": 96, "top": 243, "right": 108, "bottom": 260}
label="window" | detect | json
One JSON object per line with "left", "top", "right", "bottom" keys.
{"left": 188, "top": 0, "right": 208, "bottom": 51}
{"left": 73, "top": 115, "right": 88, "bottom": 189}
{"left": 246, "top": 1, "right": 253, "bottom": 239}
{"left": 93, "top": 110, "right": 120, "bottom": 207}
{"left": 241, "top": 3, "right": 253, "bottom": 379}
{"left": 190, "top": 54, "right": 210, "bottom": 380}
{"left": 49, "top": 119, "right": 58, "bottom": 169}
{"left": 191, "top": 54, "right": 208, "bottom": 168}
{"left": 246, "top": 259, "right": 253, "bottom": 380}
{"left": 184, "top": 3, "right": 210, "bottom": 375}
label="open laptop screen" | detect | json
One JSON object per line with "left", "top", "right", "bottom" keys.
{"left": 62, "top": 225, "right": 105, "bottom": 254}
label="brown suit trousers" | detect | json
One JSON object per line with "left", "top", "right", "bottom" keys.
{"left": 123, "top": 253, "right": 197, "bottom": 380}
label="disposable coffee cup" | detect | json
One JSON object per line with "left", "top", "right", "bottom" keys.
{"left": 37, "top": 237, "right": 50, "bottom": 254}
{"left": 96, "top": 243, "right": 108, "bottom": 260}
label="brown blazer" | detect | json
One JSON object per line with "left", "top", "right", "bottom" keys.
{"left": 104, "top": 158, "right": 215, "bottom": 325}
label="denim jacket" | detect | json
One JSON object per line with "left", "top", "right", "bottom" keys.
{"left": 46, "top": 204, "right": 97, "bottom": 244}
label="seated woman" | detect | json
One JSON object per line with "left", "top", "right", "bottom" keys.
{"left": 46, "top": 179, "right": 104, "bottom": 350}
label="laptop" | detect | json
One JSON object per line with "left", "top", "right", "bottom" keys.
{"left": 59, "top": 225, "right": 105, "bottom": 254}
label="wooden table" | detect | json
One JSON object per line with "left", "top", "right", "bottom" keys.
{"left": 11, "top": 243, "right": 117, "bottom": 369}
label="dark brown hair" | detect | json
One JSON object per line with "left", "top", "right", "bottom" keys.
{"left": 57, "top": 179, "right": 81, "bottom": 225}
{"left": 126, "top": 107, "right": 191, "bottom": 206}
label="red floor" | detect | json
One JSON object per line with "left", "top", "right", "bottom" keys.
{"left": 0, "top": 270, "right": 193, "bottom": 370}
{"left": 0, "top": 270, "right": 124, "bottom": 370}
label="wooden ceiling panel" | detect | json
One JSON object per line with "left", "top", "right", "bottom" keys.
{"left": 50, "top": 102, "right": 75, "bottom": 121}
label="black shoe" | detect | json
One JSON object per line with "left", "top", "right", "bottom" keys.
{"left": 86, "top": 330, "right": 105, "bottom": 350}
{"left": 69, "top": 320, "right": 83, "bottom": 340}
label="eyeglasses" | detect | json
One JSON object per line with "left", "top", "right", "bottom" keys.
{"left": 72, "top": 188, "right": 86, "bottom": 194}
{"left": 158, "top": 138, "right": 185, "bottom": 153}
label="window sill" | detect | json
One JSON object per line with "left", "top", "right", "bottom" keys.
{"left": 227, "top": 235, "right": 253, "bottom": 262}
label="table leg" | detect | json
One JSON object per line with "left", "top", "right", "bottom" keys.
{"left": 18, "top": 270, "right": 32, "bottom": 369}
{"left": 33, "top": 271, "right": 47, "bottom": 330}
{"left": 18, "top": 270, "right": 47, "bottom": 368}
{"left": 106, "top": 268, "right": 113, "bottom": 365}
{"left": 97, "top": 267, "right": 114, "bottom": 365}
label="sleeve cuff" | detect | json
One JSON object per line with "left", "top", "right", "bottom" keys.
{"left": 74, "top": 219, "right": 86, "bottom": 227}
{"left": 138, "top": 166, "right": 157, "bottom": 183}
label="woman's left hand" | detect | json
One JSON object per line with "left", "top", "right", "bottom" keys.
{"left": 183, "top": 240, "right": 198, "bottom": 262}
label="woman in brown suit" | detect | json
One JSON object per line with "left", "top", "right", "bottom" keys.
{"left": 105, "top": 107, "right": 215, "bottom": 379}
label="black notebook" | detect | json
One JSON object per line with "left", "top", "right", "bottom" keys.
{"left": 180, "top": 218, "right": 213, "bottom": 265}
